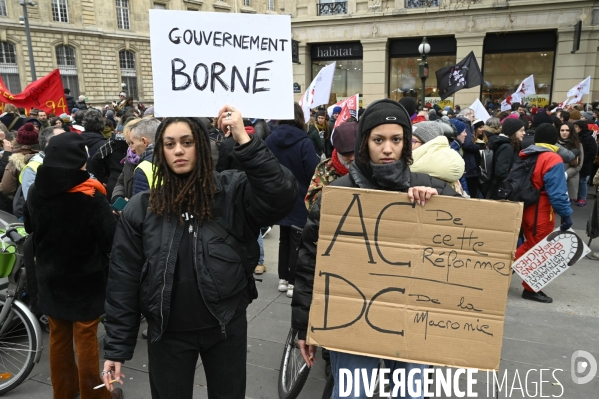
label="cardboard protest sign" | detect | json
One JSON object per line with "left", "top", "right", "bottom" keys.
{"left": 149, "top": 10, "right": 294, "bottom": 119}
{"left": 307, "top": 187, "right": 523, "bottom": 370}
{"left": 512, "top": 228, "right": 590, "bottom": 292}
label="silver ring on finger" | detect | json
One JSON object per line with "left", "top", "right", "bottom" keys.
{"left": 102, "top": 370, "right": 111, "bottom": 376}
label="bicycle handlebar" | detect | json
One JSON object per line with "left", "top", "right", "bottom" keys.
{"left": 5, "top": 228, "right": 25, "bottom": 246}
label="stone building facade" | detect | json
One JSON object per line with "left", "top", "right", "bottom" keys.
{"left": 0, "top": 0, "right": 597, "bottom": 110}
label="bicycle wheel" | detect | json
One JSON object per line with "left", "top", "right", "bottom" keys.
{"left": 0, "top": 299, "right": 37, "bottom": 395}
{"left": 321, "top": 374, "right": 334, "bottom": 399}
{"left": 278, "top": 328, "right": 310, "bottom": 399}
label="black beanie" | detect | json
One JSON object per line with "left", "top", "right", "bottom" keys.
{"left": 502, "top": 118, "right": 525, "bottom": 137}
{"left": 44, "top": 132, "right": 88, "bottom": 169}
{"left": 534, "top": 123, "right": 558, "bottom": 145}
{"left": 359, "top": 99, "right": 412, "bottom": 142}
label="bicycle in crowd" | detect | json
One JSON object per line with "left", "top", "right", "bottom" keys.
{"left": 0, "top": 211, "right": 43, "bottom": 395}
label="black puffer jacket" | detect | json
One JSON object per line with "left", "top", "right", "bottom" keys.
{"left": 486, "top": 134, "right": 515, "bottom": 200}
{"left": 291, "top": 99, "right": 460, "bottom": 340}
{"left": 81, "top": 131, "right": 107, "bottom": 175}
{"left": 578, "top": 125, "right": 597, "bottom": 178}
{"left": 103, "top": 136, "right": 298, "bottom": 361}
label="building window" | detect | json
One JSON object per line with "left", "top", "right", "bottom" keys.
{"left": 153, "top": 2, "right": 166, "bottom": 9}
{"left": 52, "top": 0, "right": 69, "bottom": 23}
{"left": 0, "top": 0, "right": 7, "bottom": 17}
{"left": 119, "top": 50, "right": 138, "bottom": 100}
{"left": 56, "top": 45, "right": 79, "bottom": 99}
{"left": 243, "top": 0, "right": 250, "bottom": 6}
{"left": 311, "top": 60, "right": 363, "bottom": 101}
{"left": 482, "top": 52, "right": 555, "bottom": 108}
{"left": 116, "top": 0, "right": 130, "bottom": 30}
{"left": 268, "top": 0, "right": 275, "bottom": 10}
{"left": 405, "top": 0, "right": 439, "bottom": 8}
{"left": 317, "top": 1, "right": 347, "bottom": 15}
{"left": 0, "top": 42, "right": 21, "bottom": 93}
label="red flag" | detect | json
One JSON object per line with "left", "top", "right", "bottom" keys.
{"left": 0, "top": 70, "right": 68, "bottom": 115}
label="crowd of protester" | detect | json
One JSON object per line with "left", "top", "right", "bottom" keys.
{"left": 0, "top": 90, "right": 598, "bottom": 399}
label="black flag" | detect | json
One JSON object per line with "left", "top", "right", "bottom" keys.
{"left": 435, "top": 51, "right": 483, "bottom": 100}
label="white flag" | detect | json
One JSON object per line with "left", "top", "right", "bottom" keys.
{"left": 298, "top": 62, "right": 336, "bottom": 123}
{"left": 514, "top": 75, "right": 536, "bottom": 97}
{"left": 567, "top": 76, "right": 591, "bottom": 98}
{"left": 470, "top": 98, "right": 491, "bottom": 122}
{"left": 501, "top": 93, "right": 521, "bottom": 112}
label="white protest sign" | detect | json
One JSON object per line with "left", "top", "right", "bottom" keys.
{"left": 149, "top": 10, "right": 294, "bottom": 119}
{"left": 470, "top": 98, "right": 491, "bottom": 122}
{"left": 512, "top": 228, "right": 590, "bottom": 292}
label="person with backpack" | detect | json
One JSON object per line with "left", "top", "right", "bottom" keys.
{"left": 102, "top": 110, "right": 297, "bottom": 399}
{"left": 574, "top": 120, "right": 597, "bottom": 207}
{"left": 513, "top": 124, "right": 573, "bottom": 303}
{"left": 486, "top": 118, "right": 526, "bottom": 200}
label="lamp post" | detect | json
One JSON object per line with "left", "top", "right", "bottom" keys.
{"left": 418, "top": 37, "right": 430, "bottom": 110}
{"left": 20, "top": 0, "right": 37, "bottom": 81}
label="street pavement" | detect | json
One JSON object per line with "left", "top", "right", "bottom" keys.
{"left": 6, "top": 198, "right": 599, "bottom": 398}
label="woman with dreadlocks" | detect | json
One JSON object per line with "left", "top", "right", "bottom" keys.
{"left": 101, "top": 105, "right": 298, "bottom": 399}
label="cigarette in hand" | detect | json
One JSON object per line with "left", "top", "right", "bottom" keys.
{"left": 93, "top": 379, "right": 118, "bottom": 390}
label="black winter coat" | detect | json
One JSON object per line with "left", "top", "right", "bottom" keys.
{"left": 90, "top": 139, "right": 128, "bottom": 200}
{"left": 265, "top": 124, "right": 320, "bottom": 227}
{"left": 578, "top": 129, "right": 597, "bottom": 178}
{"left": 81, "top": 131, "right": 107, "bottom": 176}
{"left": 215, "top": 135, "right": 244, "bottom": 172}
{"left": 456, "top": 116, "right": 479, "bottom": 179}
{"left": 103, "top": 137, "right": 298, "bottom": 361}
{"left": 486, "top": 134, "right": 516, "bottom": 200}
{"left": 23, "top": 167, "right": 117, "bottom": 320}
{"left": 65, "top": 95, "right": 76, "bottom": 113}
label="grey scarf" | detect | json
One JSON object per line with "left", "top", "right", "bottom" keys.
{"left": 369, "top": 159, "right": 411, "bottom": 191}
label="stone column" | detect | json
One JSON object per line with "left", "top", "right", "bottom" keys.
{"left": 361, "top": 38, "right": 388, "bottom": 107}
{"left": 453, "top": 33, "right": 485, "bottom": 109}
{"left": 293, "top": 41, "right": 312, "bottom": 102}
{"left": 554, "top": 27, "right": 599, "bottom": 103}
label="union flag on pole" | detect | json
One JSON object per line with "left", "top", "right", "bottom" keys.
{"left": 0, "top": 69, "right": 68, "bottom": 115}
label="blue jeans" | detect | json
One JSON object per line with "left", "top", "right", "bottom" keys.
{"left": 578, "top": 175, "right": 590, "bottom": 200}
{"left": 330, "top": 350, "right": 427, "bottom": 399}
{"left": 257, "top": 233, "right": 264, "bottom": 265}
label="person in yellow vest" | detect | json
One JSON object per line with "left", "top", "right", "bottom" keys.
{"left": 130, "top": 118, "right": 161, "bottom": 196}
{"left": 20, "top": 126, "right": 66, "bottom": 201}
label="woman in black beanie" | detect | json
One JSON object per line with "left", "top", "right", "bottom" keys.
{"left": 486, "top": 118, "right": 526, "bottom": 199}
{"left": 292, "top": 99, "right": 461, "bottom": 398}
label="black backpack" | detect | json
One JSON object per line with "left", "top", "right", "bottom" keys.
{"left": 478, "top": 148, "right": 494, "bottom": 185}
{"left": 497, "top": 153, "right": 542, "bottom": 207}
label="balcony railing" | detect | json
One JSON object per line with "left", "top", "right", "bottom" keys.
{"left": 405, "top": 0, "right": 440, "bottom": 8}
{"left": 318, "top": 2, "right": 348, "bottom": 16}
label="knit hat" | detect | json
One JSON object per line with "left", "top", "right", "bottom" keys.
{"left": 332, "top": 121, "right": 358, "bottom": 154}
{"left": 16, "top": 123, "right": 39, "bottom": 146}
{"left": 532, "top": 110, "right": 552, "bottom": 128}
{"left": 78, "top": 95, "right": 86, "bottom": 102}
{"left": 59, "top": 113, "right": 71, "bottom": 123}
{"left": 569, "top": 110, "right": 581, "bottom": 121}
{"left": 358, "top": 99, "right": 412, "bottom": 142}
{"left": 44, "top": 132, "right": 88, "bottom": 169}
{"left": 333, "top": 106, "right": 342, "bottom": 114}
{"left": 143, "top": 106, "right": 155, "bottom": 117}
{"left": 444, "top": 106, "right": 452, "bottom": 111}
{"left": 521, "top": 115, "right": 533, "bottom": 126}
{"left": 534, "top": 123, "right": 558, "bottom": 145}
{"left": 581, "top": 111, "right": 594, "bottom": 121}
{"left": 412, "top": 122, "right": 444, "bottom": 144}
{"left": 449, "top": 119, "right": 467, "bottom": 135}
{"left": 106, "top": 110, "right": 114, "bottom": 118}
{"left": 502, "top": 118, "right": 525, "bottom": 137}
{"left": 71, "top": 108, "right": 79, "bottom": 114}
{"left": 472, "top": 119, "right": 484, "bottom": 131}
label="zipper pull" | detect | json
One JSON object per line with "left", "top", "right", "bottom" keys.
{"left": 220, "top": 322, "right": 227, "bottom": 339}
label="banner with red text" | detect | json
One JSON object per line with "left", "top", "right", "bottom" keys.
{"left": 0, "top": 69, "right": 68, "bottom": 116}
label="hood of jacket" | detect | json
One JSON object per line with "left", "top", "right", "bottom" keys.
{"left": 488, "top": 134, "right": 511, "bottom": 151}
{"left": 8, "top": 152, "right": 36, "bottom": 171}
{"left": 140, "top": 143, "right": 155, "bottom": 162}
{"left": 34, "top": 166, "right": 91, "bottom": 198}
{"left": 410, "top": 136, "right": 465, "bottom": 183}
{"left": 269, "top": 124, "right": 309, "bottom": 148}
{"left": 520, "top": 144, "right": 557, "bottom": 159}
{"left": 81, "top": 131, "right": 105, "bottom": 147}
